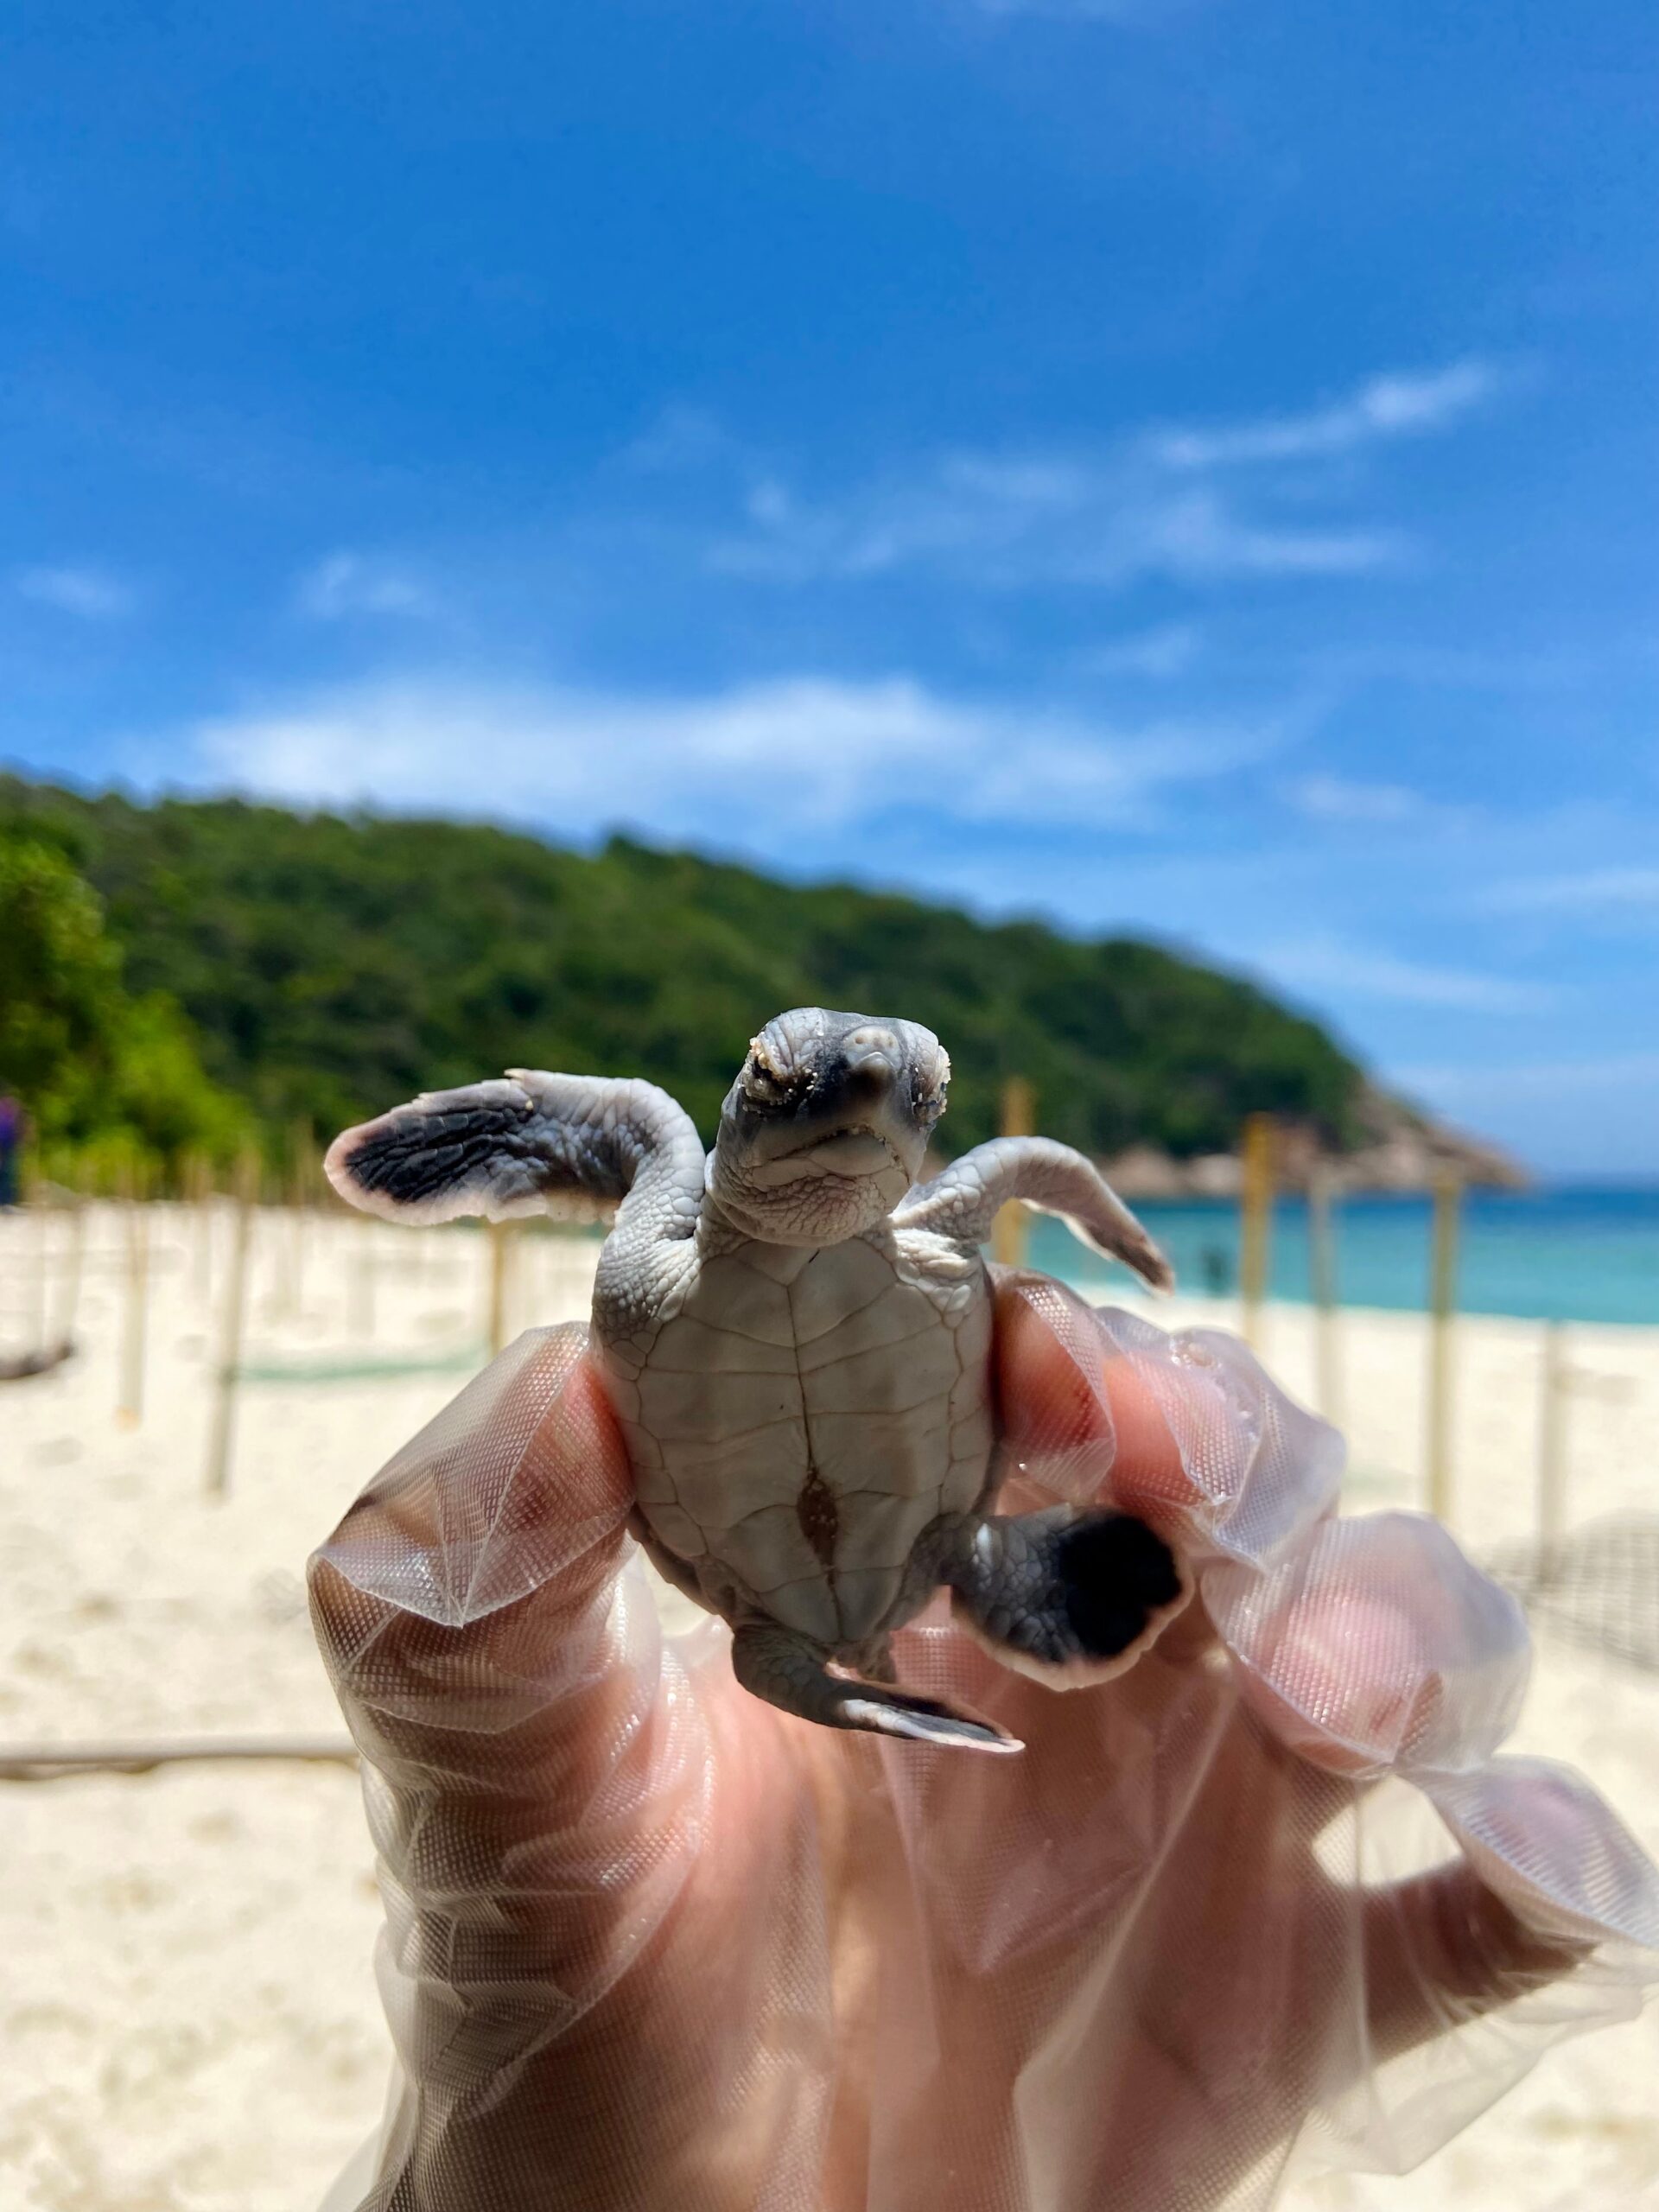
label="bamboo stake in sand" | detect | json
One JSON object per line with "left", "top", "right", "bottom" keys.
{"left": 1426, "top": 1170, "right": 1463, "bottom": 1526}
{"left": 204, "top": 1154, "right": 258, "bottom": 1498}
{"left": 187, "top": 1153, "right": 215, "bottom": 1301}
{"left": 351, "top": 1211, "right": 377, "bottom": 1339}
{"left": 1238, "top": 1114, "right": 1274, "bottom": 1350}
{"left": 271, "top": 1198, "right": 297, "bottom": 1321}
{"left": 1307, "top": 1164, "right": 1343, "bottom": 1427}
{"left": 1536, "top": 1320, "right": 1570, "bottom": 1583}
{"left": 56, "top": 1198, "right": 86, "bottom": 1344}
{"left": 182, "top": 1149, "right": 211, "bottom": 1209}
{"left": 278, "top": 1118, "right": 314, "bottom": 1319}
{"left": 289, "top": 1198, "right": 306, "bottom": 1319}
{"left": 990, "top": 1077, "right": 1035, "bottom": 1268}
{"left": 289, "top": 1123, "right": 314, "bottom": 1309}
{"left": 0, "top": 1733, "right": 357, "bottom": 1780}
{"left": 486, "top": 1219, "right": 518, "bottom": 1356}
{"left": 28, "top": 1193, "right": 50, "bottom": 1351}
{"left": 116, "top": 1163, "right": 151, "bottom": 1428}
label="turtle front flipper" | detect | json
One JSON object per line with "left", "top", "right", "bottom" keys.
{"left": 935, "top": 1504, "right": 1190, "bottom": 1689}
{"left": 731, "top": 1622, "right": 1021, "bottom": 1754}
{"left": 325, "top": 1070, "right": 706, "bottom": 1274}
{"left": 893, "top": 1135, "right": 1173, "bottom": 1291}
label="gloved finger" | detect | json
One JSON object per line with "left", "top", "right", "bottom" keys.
{"left": 309, "top": 1324, "right": 634, "bottom": 1769}
{"left": 1205, "top": 1510, "right": 1531, "bottom": 1780}
{"left": 1423, "top": 1755, "right": 1659, "bottom": 1959}
{"left": 1325, "top": 1760, "right": 1657, "bottom": 2169}
{"left": 992, "top": 1273, "right": 1193, "bottom": 1516}
{"left": 313, "top": 1325, "right": 868, "bottom": 2210}
{"left": 993, "top": 1274, "right": 1343, "bottom": 1567}
{"left": 998, "top": 1281, "right": 1536, "bottom": 1778}
{"left": 308, "top": 1325, "right": 715, "bottom": 2015}
{"left": 1361, "top": 1855, "right": 1600, "bottom": 2066}
{"left": 887, "top": 1278, "right": 1304, "bottom": 1890}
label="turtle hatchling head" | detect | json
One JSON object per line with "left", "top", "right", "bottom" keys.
{"left": 709, "top": 1007, "right": 950, "bottom": 1245}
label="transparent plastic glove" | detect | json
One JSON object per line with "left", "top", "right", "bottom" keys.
{"left": 310, "top": 1275, "right": 1659, "bottom": 2212}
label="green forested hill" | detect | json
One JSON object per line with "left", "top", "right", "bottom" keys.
{"left": 0, "top": 775, "right": 1367, "bottom": 1159}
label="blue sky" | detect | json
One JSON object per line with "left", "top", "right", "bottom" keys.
{"left": 3, "top": 1, "right": 1656, "bottom": 1173}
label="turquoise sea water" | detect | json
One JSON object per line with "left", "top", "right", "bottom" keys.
{"left": 1027, "top": 1185, "right": 1659, "bottom": 1328}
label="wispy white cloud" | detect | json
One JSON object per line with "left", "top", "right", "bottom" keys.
{"left": 1078, "top": 623, "right": 1205, "bottom": 678}
{"left": 694, "top": 361, "right": 1500, "bottom": 592}
{"left": 620, "top": 403, "right": 734, "bottom": 475}
{"left": 13, "top": 563, "right": 136, "bottom": 619}
{"left": 1284, "top": 772, "right": 1438, "bottom": 825}
{"left": 710, "top": 462, "right": 1404, "bottom": 589}
{"left": 189, "top": 670, "right": 1281, "bottom": 843}
{"left": 1151, "top": 359, "right": 1497, "bottom": 470}
{"left": 296, "top": 551, "right": 439, "bottom": 622}
{"left": 1250, "top": 931, "right": 1553, "bottom": 1012}
{"left": 1395, "top": 1051, "right": 1659, "bottom": 1103}
{"left": 1315, "top": 642, "right": 1586, "bottom": 690}
{"left": 1477, "top": 867, "right": 1659, "bottom": 916}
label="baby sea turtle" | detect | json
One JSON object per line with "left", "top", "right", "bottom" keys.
{"left": 326, "top": 1007, "right": 1188, "bottom": 1751}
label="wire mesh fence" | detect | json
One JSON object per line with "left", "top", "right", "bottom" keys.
{"left": 1491, "top": 1516, "right": 1659, "bottom": 1677}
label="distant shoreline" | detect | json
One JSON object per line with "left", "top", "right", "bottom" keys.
{"left": 1121, "top": 1180, "right": 1659, "bottom": 1205}
{"left": 1027, "top": 1187, "right": 1659, "bottom": 1331}
{"left": 1070, "top": 1285, "right": 1659, "bottom": 1343}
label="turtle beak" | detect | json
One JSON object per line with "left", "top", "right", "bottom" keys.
{"left": 837, "top": 1026, "right": 902, "bottom": 1103}
{"left": 745, "top": 1128, "right": 903, "bottom": 1187}
{"left": 745, "top": 1033, "right": 913, "bottom": 1178}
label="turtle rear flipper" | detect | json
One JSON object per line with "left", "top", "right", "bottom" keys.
{"left": 938, "top": 1505, "right": 1191, "bottom": 1689}
{"left": 731, "top": 1622, "right": 1021, "bottom": 1754}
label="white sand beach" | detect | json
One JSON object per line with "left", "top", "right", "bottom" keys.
{"left": 1, "top": 1203, "right": 1656, "bottom": 2210}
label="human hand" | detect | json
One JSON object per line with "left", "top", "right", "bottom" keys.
{"left": 310, "top": 1279, "right": 1659, "bottom": 2212}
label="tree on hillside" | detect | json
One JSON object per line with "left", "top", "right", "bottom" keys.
{"left": 0, "top": 777, "right": 1370, "bottom": 1161}
{"left": 0, "top": 825, "right": 246, "bottom": 1175}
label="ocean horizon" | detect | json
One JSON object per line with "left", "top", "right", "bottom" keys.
{"left": 1030, "top": 1182, "right": 1659, "bottom": 1329}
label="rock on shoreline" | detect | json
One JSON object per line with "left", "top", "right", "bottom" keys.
{"left": 1103, "top": 1089, "right": 1528, "bottom": 1198}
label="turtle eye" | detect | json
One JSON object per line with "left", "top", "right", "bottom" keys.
{"left": 742, "top": 1033, "right": 804, "bottom": 1109}
{"left": 914, "top": 1066, "right": 949, "bottom": 1127}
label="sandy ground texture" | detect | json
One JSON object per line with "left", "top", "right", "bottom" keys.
{"left": 0, "top": 1202, "right": 1655, "bottom": 2211}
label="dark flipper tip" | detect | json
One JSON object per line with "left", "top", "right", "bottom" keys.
{"left": 840, "top": 1690, "right": 1023, "bottom": 1755}
{"left": 1058, "top": 1512, "right": 1184, "bottom": 1661}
